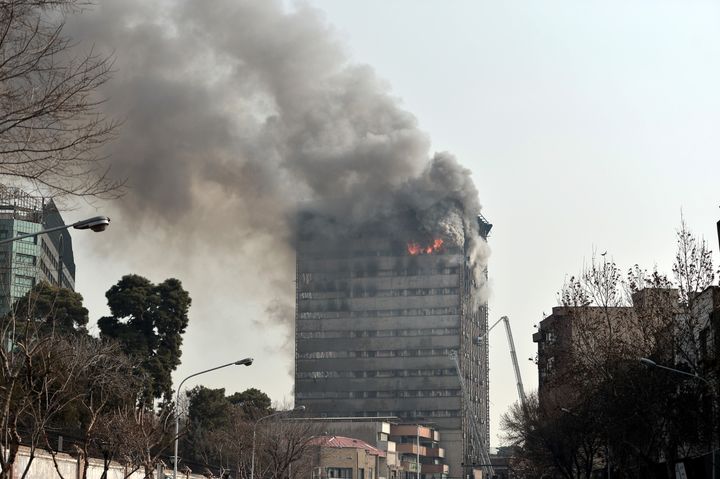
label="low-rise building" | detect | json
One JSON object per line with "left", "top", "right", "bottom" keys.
{"left": 389, "top": 424, "right": 447, "bottom": 479}
{"left": 304, "top": 417, "right": 401, "bottom": 479}
{"left": 487, "top": 446, "right": 514, "bottom": 479}
{"left": 309, "top": 436, "right": 387, "bottom": 479}
{"left": 296, "top": 418, "right": 447, "bottom": 479}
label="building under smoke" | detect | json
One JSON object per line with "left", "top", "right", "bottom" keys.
{"left": 0, "top": 187, "right": 76, "bottom": 315}
{"left": 295, "top": 210, "right": 492, "bottom": 479}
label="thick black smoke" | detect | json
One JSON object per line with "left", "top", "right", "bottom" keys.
{"left": 66, "top": 0, "right": 487, "bottom": 348}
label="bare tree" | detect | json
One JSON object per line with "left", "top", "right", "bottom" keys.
{"left": 256, "top": 419, "right": 322, "bottom": 479}
{"left": 502, "top": 392, "right": 603, "bottom": 479}
{"left": 0, "top": 318, "right": 130, "bottom": 479}
{"left": 108, "top": 404, "right": 175, "bottom": 479}
{"left": 70, "top": 341, "right": 137, "bottom": 479}
{"left": 535, "top": 220, "right": 716, "bottom": 476}
{"left": 0, "top": 0, "right": 122, "bottom": 199}
{"left": 672, "top": 218, "right": 715, "bottom": 369}
{"left": 0, "top": 279, "right": 144, "bottom": 479}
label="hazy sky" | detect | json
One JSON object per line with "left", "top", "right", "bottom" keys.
{"left": 69, "top": 0, "right": 720, "bottom": 446}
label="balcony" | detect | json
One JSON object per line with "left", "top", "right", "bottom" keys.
{"left": 391, "top": 425, "right": 434, "bottom": 439}
{"left": 421, "top": 464, "right": 449, "bottom": 475}
{"left": 396, "top": 443, "right": 425, "bottom": 455}
{"left": 424, "top": 447, "right": 445, "bottom": 458}
{"left": 396, "top": 443, "right": 444, "bottom": 459}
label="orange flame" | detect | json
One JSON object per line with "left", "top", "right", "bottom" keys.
{"left": 407, "top": 238, "right": 444, "bottom": 255}
{"left": 407, "top": 242, "right": 423, "bottom": 255}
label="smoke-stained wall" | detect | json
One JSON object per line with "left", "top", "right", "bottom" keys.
{"left": 295, "top": 216, "right": 490, "bottom": 478}
{"left": 64, "top": 0, "right": 490, "bottom": 440}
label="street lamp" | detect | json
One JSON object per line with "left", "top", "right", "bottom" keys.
{"left": 639, "top": 358, "right": 710, "bottom": 385}
{"left": 640, "top": 357, "right": 716, "bottom": 478}
{"left": 173, "top": 358, "right": 254, "bottom": 479}
{"left": 250, "top": 405, "right": 306, "bottom": 479}
{"left": 0, "top": 215, "right": 111, "bottom": 245}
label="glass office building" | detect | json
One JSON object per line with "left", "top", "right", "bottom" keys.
{"left": 0, "top": 187, "right": 75, "bottom": 315}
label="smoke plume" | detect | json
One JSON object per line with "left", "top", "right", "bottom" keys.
{"left": 66, "top": 0, "right": 488, "bottom": 365}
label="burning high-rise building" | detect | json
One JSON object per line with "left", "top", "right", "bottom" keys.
{"left": 294, "top": 208, "right": 492, "bottom": 479}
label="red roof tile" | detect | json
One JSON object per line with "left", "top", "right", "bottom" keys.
{"left": 308, "top": 436, "right": 386, "bottom": 457}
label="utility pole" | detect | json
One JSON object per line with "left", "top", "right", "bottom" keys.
{"left": 417, "top": 427, "right": 420, "bottom": 479}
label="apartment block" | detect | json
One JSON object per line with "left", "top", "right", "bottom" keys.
{"left": 389, "top": 424, "right": 448, "bottom": 479}
{"left": 533, "top": 289, "right": 679, "bottom": 406}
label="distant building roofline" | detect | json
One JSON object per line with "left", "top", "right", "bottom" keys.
{"left": 290, "top": 416, "right": 400, "bottom": 423}
{"left": 307, "top": 436, "right": 387, "bottom": 457}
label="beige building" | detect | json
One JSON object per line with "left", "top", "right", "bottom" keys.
{"left": 309, "top": 436, "right": 387, "bottom": 479}
{"left": 306, "top": 418, "right": 401, "bottom": 479}
{"left": 298, "top": 418, "right": 448, "bottom": 479}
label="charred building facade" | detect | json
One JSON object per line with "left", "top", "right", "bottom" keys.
{"left": 295, "top": 213, "right": 492, "bottom": 479}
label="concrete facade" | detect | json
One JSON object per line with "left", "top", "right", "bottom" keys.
{"left": 295, "top": 216, "right": 491, "bottom": 479}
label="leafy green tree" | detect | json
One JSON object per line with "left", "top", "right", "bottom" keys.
{"left": 228, "top": 387, "right": 273, "bottom": 416}
{"left": 180, "top": 387, "right": 275, "bottom": 471}
{"left": 188, "top": 386, "right": 232, "bottom": 431}
{"left": 98, "top": 274, "right": 191, "bottom": 405}
{"left": 12, "top": 281, "right": 89, "bottom": 334}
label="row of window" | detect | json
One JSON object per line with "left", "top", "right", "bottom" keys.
{"left": 15, "top": 253, "right": 35, "bottom": 266}
{"left": 354, "top": 410, "right": 461, "bottom": 419}
{"left": 0, "top": 230, "right": 36, "bottom": 244}
{"left": 40, "top": 239, "right": 59, "bottom": 270}
{"left": 300, "top": 287, "right": 459, "bottom": 300}
{"left": 298, "top": 348, "right": 454, "bottom": 360}
{"left": 299, "top": 307, "right": 460, "bottom": 320}
{"left": 298, "top": 368, "right": 457, "bottom": 379}
{"left": 324, "top": 468, "right": 353, "bottom": 479}
{"left": 0, "top": 257, "right": 60, "bottom": 288}
{"left": 39, "top": 259, "right": 55, "bottom": 282}
{"left": 335, "top": 247, "right": 459, "bottom": 257}
{"left": 296, "top": 389, "right": 461, "bottom": 399}
{"left": 15, "top": 275, "right": 35, "bottom": 288}
{"left": 298, "top": 267, "right": 461, "bottom": 282}
{"left": 297, "top": 328, "right": 459, "bottom": 339}
{"left": 319, "top": 467, "right": 375, "bottom": 479}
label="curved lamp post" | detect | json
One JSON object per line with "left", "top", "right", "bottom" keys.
{"left": 640, "top": 357, "right": 716, "bottom": 478}
{"left": 639, "top": 358, "right": 710, "bottom": 385}
{"left": 0, "top": 215, "right": 111, "bottom": 245}
{"left": 250, "top": 405, "right": 306, "bottom": 479}
{"left": 173, "top": 358, "right": 254, "bottom": 479}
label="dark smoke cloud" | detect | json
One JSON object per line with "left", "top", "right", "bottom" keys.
{"left": 66, "top": 0, "right": 487, "bottom": 355}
